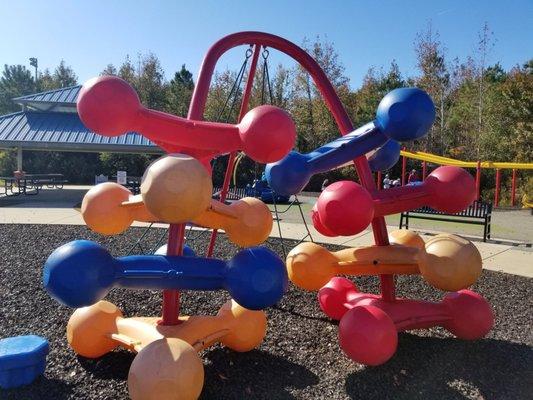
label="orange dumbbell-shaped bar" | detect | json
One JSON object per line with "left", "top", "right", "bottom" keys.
{"left": 67, "top": 299, "right": 267, "bottom": 400}
{"left": 82, "top": 156, "right": 272, "bottom": 247}
{"left": 286, "top": 230, "right": 482, "bottom": 292}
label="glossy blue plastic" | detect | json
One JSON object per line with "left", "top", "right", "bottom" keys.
{"left": 0, "top": 335, "right": 49, "bottom": 389}
{"left": 375, "top": 87, "right": 435, "bottom": 141}
{"left": 265, "top": 88, "right": 435, "bottom": 196}
{"left": 43, "top": 240, "right": 287, "bottom": 310}
{"left": 368, "top": 140, "right": 401, "bottom": 171}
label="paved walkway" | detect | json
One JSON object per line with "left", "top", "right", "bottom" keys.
{"left": 1, "top": 185, "right": 531, "bottom": 278}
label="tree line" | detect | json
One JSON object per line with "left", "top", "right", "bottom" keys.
{"left": 0, "top": 22, "right": 531, "bottom": 203}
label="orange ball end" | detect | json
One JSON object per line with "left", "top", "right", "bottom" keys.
{"left": 82, "top": 182, "right": 135, "bottom": 235}
{"left": 128, "top": 338, "right": 204, "bottom": 400}
{"left": 389, "top": 229, "right": 425, "bottom": 250}
{"left": 67, "top": 301, "right": 122, "bottom": 358}
{"left": 286, "top": 242, "right": 337, "bottom": 291}
{"left": 420, "top": 234, "right": 482, "bottom": 291}
{"left": 218, "top": 300, "right": 267, "bottom": 352}
{"left": 141, "top": 154, "right": 213, "bottom": 223}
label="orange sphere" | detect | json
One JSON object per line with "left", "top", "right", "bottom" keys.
{"left": 141, "top": 154, "right": 213, "bottom": 223}
{"left": 218, "top": 300, "right": 267, "bottom": 352}
{"left": 128, "top": 338, "right": 204, "bottom": 400}
{"left": 82, "top": 183, "right": 140, "bottom": 235}
{"left": 67, "top": 301, "right": 122, "bottom": 358}
{"left": 389, "top": 229, "right": 425, "bottom": 250}
{"left": 286, "top": 242, "right": 337, "bottom": 291}
{"left": 420, "top": 234, "right": 482, "bottom": 291}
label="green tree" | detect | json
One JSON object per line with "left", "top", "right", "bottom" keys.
{"left": 0, "top": 65, "right": 34, "bottom": 114}
{"left": 167, "top": 64, "right": 194, "bottom": 117}
{"left": 100, "top": 64, "right": 117, "bottom": 76}
{"left": 53, "top": 60, "right": 78, "bottom": 87}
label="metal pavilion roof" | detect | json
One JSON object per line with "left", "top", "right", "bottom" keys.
{"left": 0, "top": 86, "right": 162, "bottom": 154}
{"left": 14, "top": 85, "right": 81, "bottom": 104}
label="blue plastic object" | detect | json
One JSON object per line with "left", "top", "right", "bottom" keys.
{"left": 265, "top": 87, "right": 435, "bottom": 196}
{"left": 368, "top": 140, "right": 401, "bottom": 172}
{"left": 43, "top": 240, "right": 287, "bottom": 310}
{"left": 375, "top": 87, "right": 435, "bottom": 141}
{"left": 0, "top": 335, "right": 49, "bottom": 389}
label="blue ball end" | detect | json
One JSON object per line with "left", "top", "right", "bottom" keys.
{"left": 265, "top": 151, "right": 310, "bottom": 196}
{"left": 43, "top": 240, "right": 115, "bottom": 308}
{"left": 368, "top": 140, "right": 401, "bottom": 171}
{"left": 375, "top": 88, "right": 435, "bottom": 141}
{"left": 226, "top": 247, "right": 288, "bottom": 310}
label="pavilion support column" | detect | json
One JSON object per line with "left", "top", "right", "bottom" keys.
{"left": 16, "top": 147, "right": 23, "bottom": 171}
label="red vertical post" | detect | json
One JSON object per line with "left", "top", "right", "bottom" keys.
{"left": 206, "top": 44, "right": 261, "bottom": 257}
{"left": 376, "top": 171, "right": 382, "bottom": 190}
{"left": 422, "top": 161, "right": 427, "bottom": 180}
{"left": 494, "top": 169, "right": 501, "bottom": 207}
{"left": 401, "top": 153, "right": 407, "bottom": 186}
{"left": 511, "top": 169, "right": 517, "bottom": 207}
{"left": 160, "top": 223, "right": 186, "bottom": 325}
{"left": 475, "top": 161, "right": 481, "bottom": 200}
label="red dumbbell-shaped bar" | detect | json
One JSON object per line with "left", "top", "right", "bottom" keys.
{"left": 313, "top": 165, "right": 476, "bottom": 236}
{"left": 77, "top": 76, "right": 296, "bottom": 163}
{"left": 318, "top": 277, "right": 494, "bottom": 366}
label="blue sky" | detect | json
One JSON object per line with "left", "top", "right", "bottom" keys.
{"left": 0, "top": 0, "right": 531, "bottom": 89}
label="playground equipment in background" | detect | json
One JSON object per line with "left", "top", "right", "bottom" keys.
{"left": 245, "top": 177, "right": 291, "bottom": 204}
{"left": 0, "top": 335, "right": 49, "bottom": 389}
{"left": 270, "top": 84, "right": 493, "bottom": 365}
{"left": 395, "top": 149, "right": 533, "bottom": 207}
{"left": 43, "top": 34, "right": 304, "bottom": 399}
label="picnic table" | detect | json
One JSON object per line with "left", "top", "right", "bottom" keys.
{"left": 0, "top": 177, "right": 39, "bottom": 196}
{"left": 24, "top": 174, "right": 68, "bottom": 189}
{"left": 0, "top": 174, "right": 67, "bottom": 197}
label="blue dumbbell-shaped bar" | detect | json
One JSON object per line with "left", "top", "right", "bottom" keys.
{"left": 266, "top": 87, "right": 435, "bottom": 196}
{"left": 43, "top": 240, "right": 288, "bottom": 311}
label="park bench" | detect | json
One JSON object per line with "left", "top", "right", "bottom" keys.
{"left": 399, "top": 200, "right": 492, "bottom": 242}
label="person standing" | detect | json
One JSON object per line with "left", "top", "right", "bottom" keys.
{"left": 408, "top": 169, "right": 420, "bottom": 184}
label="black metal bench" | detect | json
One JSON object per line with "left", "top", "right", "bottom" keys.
{"left": 399, "top": 200, "right": 492, "bottom": 242}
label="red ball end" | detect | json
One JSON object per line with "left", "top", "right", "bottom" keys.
{"left": 311, "top": 203, "right": 337, "bottom": 237}
{"left": 78, "top": 76, "right": 141, "bottom": 136}
{"left": 318, "top": 277, "right": 359, "bottom": 320}
{"left": 443, "top": 290, "right": 494, "bottom": 340}
{"left": 316, "top": 181, "right": 374, "bottom": 236}
{"left": 339, "top": 305, "right": 398, "bottom": 365}
{"left": 239, "top": 105, "right": 296, "bottom": 163}
{"left": 426, "top": 166, "right": 476, "bottom": 213}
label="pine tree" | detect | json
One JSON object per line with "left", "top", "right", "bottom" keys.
{"left": 0, "top": 65, "right": 34, "bottom": 114}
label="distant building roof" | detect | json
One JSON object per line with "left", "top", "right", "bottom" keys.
{"left": 14, "top": 85, "right": 81, "bottom": 104}
{"left": 0, "top": 85, "right": 162, "bottom": 154}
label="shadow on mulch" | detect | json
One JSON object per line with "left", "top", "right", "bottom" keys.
{"left": 201, "top": 348, "right": 319, "bottom": 399}
{"left": 346, "top": 334, "right": 532, "bottom": 399}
